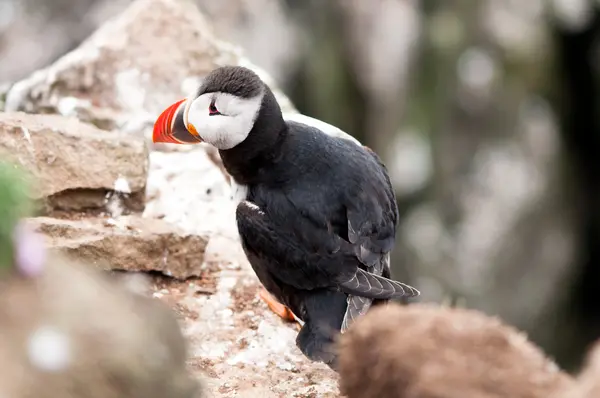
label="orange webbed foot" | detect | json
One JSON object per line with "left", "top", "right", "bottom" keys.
{"left": 259, "top": 287, "right": 300, "bottom": 329}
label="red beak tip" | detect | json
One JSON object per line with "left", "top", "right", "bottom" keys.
{"left": 152, "top": 99, "right": 186, "bottom": 144}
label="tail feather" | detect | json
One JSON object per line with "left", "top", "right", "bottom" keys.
{"left": 339, "top": 268, "right": 420, "bottom": 300}
{"left": 340, "top": 295, "right": 373, "bottom": 332}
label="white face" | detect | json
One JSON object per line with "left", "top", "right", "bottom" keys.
{"left": 185, "top": 90, "right": 264, "bottom": 150}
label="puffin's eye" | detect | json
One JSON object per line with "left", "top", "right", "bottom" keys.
{"left": 208, "top": 99, "right": 220, "bottom": 116}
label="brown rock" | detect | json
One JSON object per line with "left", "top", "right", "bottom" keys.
{"left": 0, "top": 112, "right": 148, "bottom": 214}
{"left": 0, "top": 254, "right": 201, "bottom": 398}
{"left": 338, "top": 303, "right": 572, "bottom": 398}
{"left": 26, "top": 216, "right": 209, "bottom": 280}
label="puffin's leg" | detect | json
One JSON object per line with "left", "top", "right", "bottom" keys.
{"left": 258, "top": 287, "right": 302, "bottom": 329}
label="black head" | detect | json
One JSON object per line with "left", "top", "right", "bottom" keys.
{"left": 197, "top": 66, "right": 264, "bottom": 99}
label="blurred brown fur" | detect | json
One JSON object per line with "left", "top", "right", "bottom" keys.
{"left": 0, "top": 255, "right": 201, "bottom": 398}
{"left": 338, "top": 303, "right": 572, "bottom": 398}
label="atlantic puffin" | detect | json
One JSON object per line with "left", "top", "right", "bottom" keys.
{"left": 152, "top": 65, "right": 420, "bottom": 368}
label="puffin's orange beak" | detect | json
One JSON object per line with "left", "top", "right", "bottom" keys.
{"left": 152, "top": 99, "right": 203, "bottom": 144}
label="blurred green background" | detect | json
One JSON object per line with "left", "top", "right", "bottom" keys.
{"left": 2, "top": 0, "right": 600, "bottom": 371}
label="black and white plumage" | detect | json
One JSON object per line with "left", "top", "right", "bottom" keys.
{"left": 152, "top": 66, "right": 420, "bottom": 368}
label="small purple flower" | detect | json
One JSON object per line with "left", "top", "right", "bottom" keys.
{"left": 12, "top": 222, "right": 46, "bottom": 277}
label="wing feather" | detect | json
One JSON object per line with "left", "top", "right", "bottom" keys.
{"left": 340, "top": 150, "right": 419, "bottom": 331}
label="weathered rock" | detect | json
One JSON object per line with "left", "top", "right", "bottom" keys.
{"left": 338, "top": 303, "right": 572, "bottom": 398}
{"left": 143, "top": 148, "right": 240, "bottom": 259}
{"left": 152, "top": 263, "right": 340, "bottom": 398}
{"left": 26, "top": 216, "right": 209, "bottom": 280}
{"left": 0, "top": 112, "right": 148, "bottom": 214}
{"left": 0, "top": 255, "right": 201, "bottom": 398}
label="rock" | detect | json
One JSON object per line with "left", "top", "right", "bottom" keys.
{"left": 3, "top": 0, "right": 297, "bottom": 145}
{"left": 26, "top": 216, "right": 209, "bottom": 280}
{"left": 143, "top": 146, "right": 240, "bottom": 246}
{"left": 0, "top": 112, "right": 148, "bottom": 214}
{"left": 152, "top": 267, "right": 340, "bottom": 398}
{"left": 338, "top": 303, "right": 573, "bottom": 398}
{"left": 0, "top": 254, "right": 201, "bottom": 398}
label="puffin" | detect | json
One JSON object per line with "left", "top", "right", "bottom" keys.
{"left": 152, "top": 65, "right": 420, "bottom": 368}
